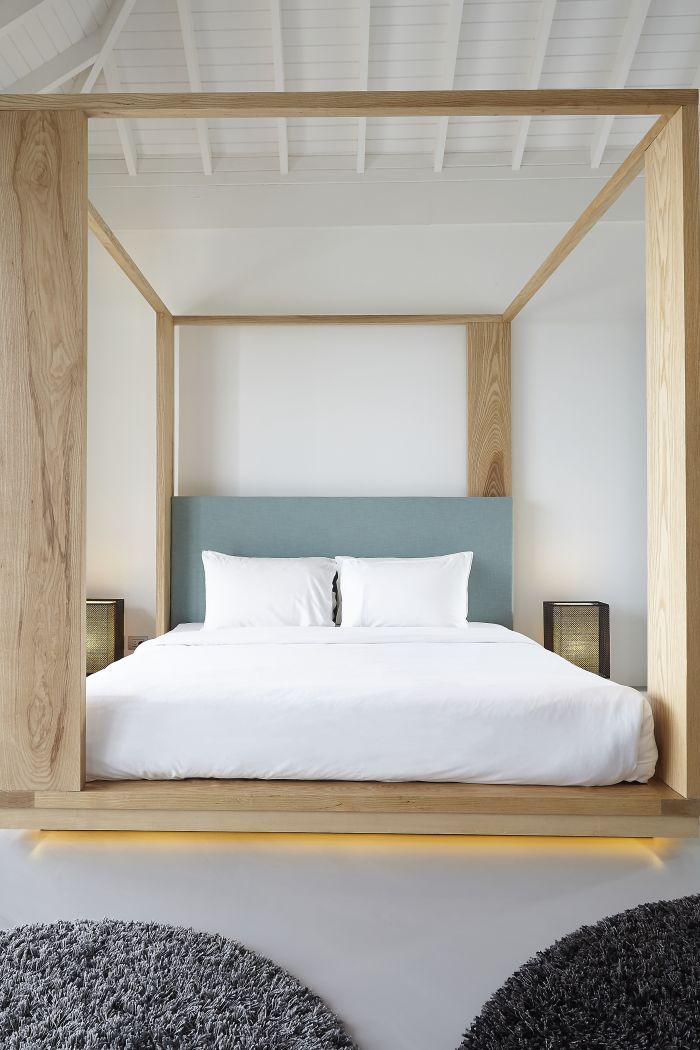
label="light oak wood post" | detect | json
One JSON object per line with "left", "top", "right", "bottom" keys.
{"left": 0, "top": 111, "right": 87, "bottom": 791}
{"left": 645, "top": 104, "right": 700, "bottom": 798}
{"left": 467, "top": 321, "right": 512, "bottom": 497}
{"left": 156, "top": 312, "right": 175, "bottom": 636}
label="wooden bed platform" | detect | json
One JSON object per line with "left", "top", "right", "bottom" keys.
{"left": 1, "top": 779, "right": 698, "bottom": 837}
{"left": 0, "top": 88, "right": 698, "bottom": 838}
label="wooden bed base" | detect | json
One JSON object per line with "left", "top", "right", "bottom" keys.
{"left": 0, "top": 89, "right": 698, "bottom": 837}
{"left": 1, "top": 779, "right": 698, "bottom": 837}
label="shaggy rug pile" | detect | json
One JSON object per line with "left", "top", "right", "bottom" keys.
{"left": 0, "top": 919, "right": 356, "bottom": 1049}
{"left": 460, "top": 894, "right": 700, "bottom": 1050}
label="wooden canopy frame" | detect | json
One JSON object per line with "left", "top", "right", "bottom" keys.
{"left": 0, "top": 90, "right": 698, "bottom": 838}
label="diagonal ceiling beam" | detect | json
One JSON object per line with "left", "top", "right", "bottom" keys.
{"left": 0, "top": 0, "right": 52, "bottom": 41}
{"left": 356, "top": 0, "right": 371, "bottom": 174}
{"left": 433, "top": 0, "right": 464, "bottom": 173}
{"left": 175, "top": 0, "right": 212, "bottom": 176}
{"left": 590, "top": 0, "right": 652, "bottom": 168}
{"left": 269, "top": 0, "right": 288, "bottom": 174}
{"left": 82, "top": 0, "right": 138, "bottom": 94}
{"left": 511, "top": 0, "right": 557, "bottom": 171}
{"left": 3, "top": 31, "right": 101, "bottom": 92}
{"left": 103, "top": 54, "right": 138, "bottom": 176}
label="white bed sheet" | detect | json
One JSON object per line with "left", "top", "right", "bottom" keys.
{"left": 86, "top": 623, "right": 657, "bottom": 786}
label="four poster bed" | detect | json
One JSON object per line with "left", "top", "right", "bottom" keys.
{"left": 0, "top": 89, "right": 698, "bottom": 837}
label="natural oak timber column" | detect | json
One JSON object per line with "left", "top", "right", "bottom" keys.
{"left": 645, "top": 104, "right": 700, "bottom": 798}
{"left": 156, "top": 312, "right": 175, "bottom": 636}
{"left": 466, "top": 321, "right": 512, "bottom": 497}
{"left": 0, "top": 111, "right": 87, "bottom": 791}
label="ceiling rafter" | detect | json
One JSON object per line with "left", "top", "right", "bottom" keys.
{"left": 511, "top": 0, "right": 557, "bottom": 171}
{"left": 103, "top": 55, "right": 137, "bottom": 176}
{"left": 356, "top": 0, "right": 371, "bottom": 174}
{"left": 0, "top": 0, "right": 52, "bottom": 41}
{"left": 269, "top": 0, "right": 289, "bottom": 175}
{"left": 81, "top": 0, "right": 138, "bottom": 94}
{"left": 4, "top": 31, "right": 101, "bottom": 92}
{"left": 433, "top": 0, "right": 464, "bottom": 174}
{"left": 590, "top": 0, "right": 652, "bottom": 169}
{"left": 175, "top": 0, "right": 212, "bottom": 176}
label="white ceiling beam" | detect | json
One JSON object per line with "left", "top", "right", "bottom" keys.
{"left": 356, "top": 0, "right": 371, "bottom": 174}
{"left": 103, "top": 55, "right": 138, "bottom": 176}
{"left": 175, "top": 0, "right": 212, "bottom": 176}
{"left": 3, "top": 30, "right": 101, "bottom": 92}
{"left": 511, "top": 0, "right": 557, "bottom": 171}
{"left": 269, "top": 0, "right": 289, "bottom": 175}
{"left": 590, "top": 0, "right": 652, "bottom": 168}
{"left": 0, "top": 0, "right": 52, "bottom": 41}
{"left": 433, "top": 0, "right": 464, "bottom": 173}
{"left": 81, "top": 0, "right": 138, "bottom": 94}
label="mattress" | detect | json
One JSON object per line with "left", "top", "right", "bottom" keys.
{"left": 86, "top": 623, "right": 657, "bottom": 786}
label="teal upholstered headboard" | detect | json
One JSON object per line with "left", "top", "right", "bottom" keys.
{"left": 170, "top": 496, "right": 513, "bottom": 628}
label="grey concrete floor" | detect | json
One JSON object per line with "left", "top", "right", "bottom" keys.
{"left": 2, "top": 828, "right": 700, "bottom": 1050}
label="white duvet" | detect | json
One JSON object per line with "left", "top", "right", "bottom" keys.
{"left": 86, "top": 623, "right": 657, "bottom": 786}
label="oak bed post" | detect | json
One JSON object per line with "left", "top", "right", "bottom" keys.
{"left": 156, "top": 312, "right": 175, "bottom": 636}
{"left": 645, "top": 103, "right": 700, "bottom": 799}
{"left": 0, "top": 110, "right": 87, "bottom": 792}
{"left": 466, "top": 320, "right": 512, "bottom": 497}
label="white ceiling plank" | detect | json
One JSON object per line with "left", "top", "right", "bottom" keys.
{"left": 511, "top": 0, "right": 557, "bottom": 171}
{"left": 175, "top": 0, "right": 212, "bottom": 176}
{"left": 590, "top": 0, "right": 653, "bottom": 168}
{"left": 356, "top": 0, "right": 371, "bottom": 174}
{"left": 269, "top": 0, "right": 289, "bottom": 175}
{"left": 81, "top": 0, "right": 138, "bottom": 94}
{"left": 3, "top": 29, "right": 100, "bottom": 91}
{"left": 0, "top": 0, "right": 52, "bottom": 41}
{"left": 433, "top": 0, "right": 464, "bottom": 173}
{"left": 103, "top": 54, "right": 138, "bottom": 176}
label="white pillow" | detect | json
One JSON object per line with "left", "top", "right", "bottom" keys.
{"left": 202, "top": 552, "right": 336, "bottom": 628}
{"left": 335, "top": 552, "right": 473, "bottom": 627}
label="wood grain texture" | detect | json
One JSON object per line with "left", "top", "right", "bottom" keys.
{"left": 0, "top": 807, "right": 696, "bottom": 836}
{"left": 174, "top": 314, "right": 500, "bottom": 326}
{"left": 0, "top": 89, "right": 694, "bottom": 119}
{"left": 467, "top": 321, "right": 511, "bottom": 497}
{"left": 503, "top": 115, "right": 670, "bottom": 321}
{"left": 88, "top": 202, "right": 169, "bottom": 314}
{"left": 34, "top": 777, "right": 696, "bottom": 817}
{"left": 645, "top": 104, "right": 700, "bottom": 799}
{"left": 156, "top": 312, "right": 175, "bottom": 636}
{"left": 0, "top": 111, "right": 87, "bottom": 791}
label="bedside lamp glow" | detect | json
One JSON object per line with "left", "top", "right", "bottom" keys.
{"left": 86, "top": 599, "right": 125, "bottom": 675}
{"left": 543, "top": 602, "right": 610, "bottom": 678}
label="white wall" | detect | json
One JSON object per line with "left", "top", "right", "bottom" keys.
{"left": 87, "top": 222, "right": 646, "bottom": 683}
{"left": 178, "top": 325, "right": 467, "bottom": 497}
{"left": 87, "top": 240, "right": 156, "bottom": 643}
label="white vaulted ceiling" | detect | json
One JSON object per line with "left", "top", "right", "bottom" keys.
{"left": 2, "top": 0, "right": 699, "bottom": 225}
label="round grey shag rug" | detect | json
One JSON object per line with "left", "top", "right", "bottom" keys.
{"left": 460, "top": 894, "right": 700, "bottom": 1050}
{"left": 0, "top": 919, "right": 357, "bottom": 1049}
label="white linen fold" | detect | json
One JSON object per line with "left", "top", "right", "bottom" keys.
{"left": 86, "top": 624, "right": 657, "bottom": 786}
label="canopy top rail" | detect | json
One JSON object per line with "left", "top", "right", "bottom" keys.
{"left": 0, "top": 88, "right": 696, "bottom": 119}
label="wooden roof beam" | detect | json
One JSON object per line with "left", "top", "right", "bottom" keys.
{"left": 0, "top": 89, "right": 692, "bottom": 118}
